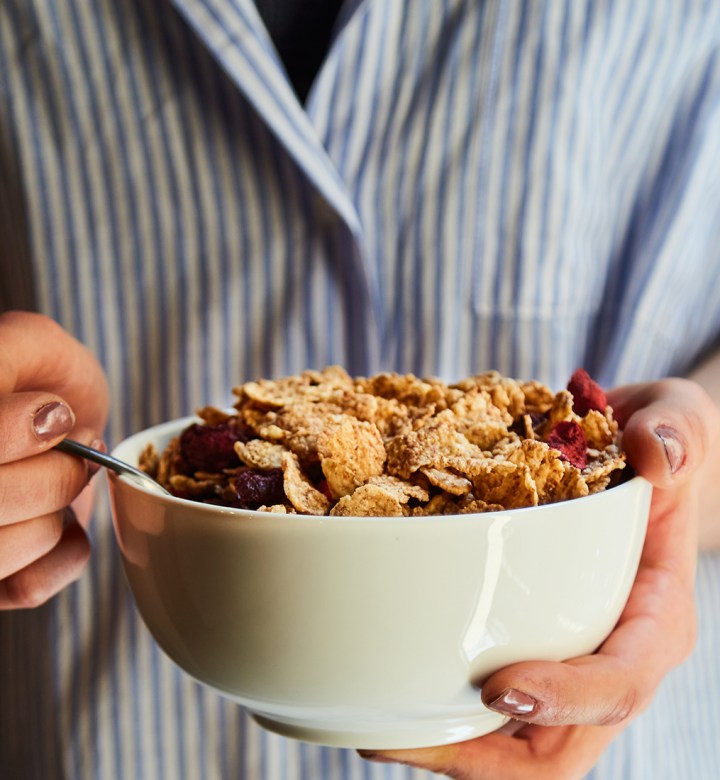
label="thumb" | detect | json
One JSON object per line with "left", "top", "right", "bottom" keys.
{"left": 607, "top": 378, "right": 719, "bottom": 489}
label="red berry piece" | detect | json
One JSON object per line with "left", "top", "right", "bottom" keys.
{"left": 567, "top": 368, "right": 607, "bottom": 416}
{"left": 546, "top": 420, "right": 588, "bottom": 469}
{"left": 234, "top": 468, "right": 286, "bottom": 509}
{"left": 179, "top": 422, "right": 243, "bottom": 472}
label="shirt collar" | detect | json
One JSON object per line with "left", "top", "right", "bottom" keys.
{"left": 170, "top": 0, "right": 364, "bottom": 238}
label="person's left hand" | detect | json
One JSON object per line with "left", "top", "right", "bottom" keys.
{"left": 359, "top": 377, "right": 720, "bottom": 780}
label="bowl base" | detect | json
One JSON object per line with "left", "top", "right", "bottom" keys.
{"left": 251, "top": 709, "right": 509, "bottom": 750}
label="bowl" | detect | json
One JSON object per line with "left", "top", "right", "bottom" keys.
{"left": 108, "top": 417, "right": 652, "bottom": 750}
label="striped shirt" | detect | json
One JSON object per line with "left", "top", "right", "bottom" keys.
{"left": 1, "top": 1, "right": 720, "bottom": 778}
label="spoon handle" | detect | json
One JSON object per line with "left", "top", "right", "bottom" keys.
{"left": 55, "top": 437, "right": 149, "bottom": 481}
{"left": 55, "top": 437, "right": 171, "bottom": 496}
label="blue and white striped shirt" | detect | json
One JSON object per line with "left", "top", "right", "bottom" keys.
{"left": 1, "top": 1, "right": 719, "bottom": 778}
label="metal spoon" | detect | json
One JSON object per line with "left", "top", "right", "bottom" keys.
{"left": 55, "top": 437, "right": 171, "bottom": 496}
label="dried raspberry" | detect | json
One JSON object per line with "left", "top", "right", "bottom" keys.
{"left": 234, "top": 467, "right": 286, "bottom": 509}
{"left": 567, "top": 369, "right": 607, "bottom": 416}
{"left": 179, "top": 422, "right": 243, "bottom": 473}
{"left": 546, "top": 421, "right": 587, "bottom": 469}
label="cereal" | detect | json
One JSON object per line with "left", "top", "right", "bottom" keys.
{"left": 234, "top": 439, "right": 286, "bottom": 470}
{"left": 139, "top": 367, "right": 628, "bottom": 516}
{"left": 420, "top": 467, "right": 473, "bottom": 496}
{"left": 281, "top": 452, "right": 331, "bottom": 515}
{"left": 505, "top": 439, "right": 567, "bottom": 501}
{"left": 317, "top": 417, "right": 386, "bottom": 499}
{"left": 236, "top": 366, "right": 354, "bottom": 409}
{"left": 330, "top": 483, "right": 406, "bottom": 517}
{"left": 385, "top": 420, "right": 484, "bottom": 479}
{"left": 584, "top": 445, "right": 627, "bottom": 493}
{"left": 366, "top": 474, "right": 431, "bottom": 503}
{"left": 471, "top": 459, "right": 539, "bottom": 509}
{"left": 543, "top": 390, "right": 576, "bottom": 431}
{"left": 580, "top": 409, "right": 617, "bottom": 450}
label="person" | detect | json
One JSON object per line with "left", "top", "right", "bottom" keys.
{"left": 1, "top": 1, "right": 719, "bottom": 779}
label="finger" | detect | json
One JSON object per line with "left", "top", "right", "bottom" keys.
{"left": 0, "top": 511, "right": 65, "bottom": 580}
{"left": 0, "top": 427, "right": 99, "bottom": 526}
{"left": 0, "top": 391, "right": 76, "bottom": 464}
{"left": 0, "top": 510, "right": 90, "bottom": 610}
{"left": 360, "top": 725, "right": 616, "bottom": 780}
{"left": 607, "top": 378, "right": 720, "bottom": 488}
{"left": 71, "top": 479, "right": 100, "bottom": 529}
{"left": 0, "top": 311, "right": 109, "bottom": 432}
{"left": 359, "top": 737, "right": 533, "bottom": 780}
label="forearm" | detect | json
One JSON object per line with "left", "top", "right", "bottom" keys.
{"left": 688, "top": 349, "right": 720, "bottom": 551}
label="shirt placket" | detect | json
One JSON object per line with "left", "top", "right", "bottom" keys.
{"left": 169, "top": 0, "right": 381, "bottom": 371}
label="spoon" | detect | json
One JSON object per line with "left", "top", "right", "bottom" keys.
{"left": 55, "top": 438, "right": 171, "bottom": 496}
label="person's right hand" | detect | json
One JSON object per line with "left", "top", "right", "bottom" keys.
{"left": 0, "top": 311, "right": 109, "bottom": 610}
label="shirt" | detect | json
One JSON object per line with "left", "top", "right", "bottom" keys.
{"left": 1, "top": 1, "right": 720, "bottom": 778}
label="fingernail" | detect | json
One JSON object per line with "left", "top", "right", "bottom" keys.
{"left": 33, "top": 401, "right": 75, "bottom": 441}
{"left": 487, "top": 688, "right": 538, "bottom": 717}
{"left": 655, "top": 425, "right": 686, "bottom": 475}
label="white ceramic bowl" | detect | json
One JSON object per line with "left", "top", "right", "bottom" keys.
{"left": 108, "top": 417, "right": 652, "bottom": 750}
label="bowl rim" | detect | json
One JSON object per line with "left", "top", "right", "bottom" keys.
{"left": 110, "top": 416, "right": 651, "bottom": 525}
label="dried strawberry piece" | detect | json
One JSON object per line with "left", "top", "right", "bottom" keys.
{"left": 234, "top": 467, "right": 286, "bottom": 509}
{"left": 546, "top": 420, "right": 588, "bottom": 469}
{"left": 567, "top": 369, "right": 607, "bottom": 416}
{"left": 179, "top": 422, "right": 243, "bottom": 473}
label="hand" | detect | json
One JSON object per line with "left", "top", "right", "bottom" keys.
{"left": 0, "top": 311, "right": 109, "bottom": 610}
{"left": 359, "top": 378, "right": 720, "bottom": 779}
